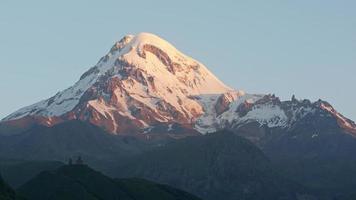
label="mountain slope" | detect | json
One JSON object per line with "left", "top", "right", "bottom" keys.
{"left": 262, "top": 111, "right": 356, "bottom": 195}
{"left": 0, "top": 120, "right": 148, "bottom": 169}
{"left": 216, "top": 97, "right": 356, "bottom": 197}
{"left": 17, "top": 164, "right": 202, "bottom": 200}
{"left": 114, "top": 131, "right": 317, "bottom": 200}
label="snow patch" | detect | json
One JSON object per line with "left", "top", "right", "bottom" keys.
{"left": 239, "top": 104, "right": 288, "bottom": 128}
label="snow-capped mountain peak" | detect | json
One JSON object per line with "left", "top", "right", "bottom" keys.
{"left": 2, "top": 33, "right": 234, "bottom": 135}
{"left": 2, "top": 33, "right": 355, "bottom": 138}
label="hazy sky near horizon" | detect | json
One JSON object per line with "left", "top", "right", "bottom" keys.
{"left": 0, "top": 0, "right": 355, "bottom": 120}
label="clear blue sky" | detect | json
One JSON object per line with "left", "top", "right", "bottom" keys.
{"left": 0, "top": 0, "right": 355, "bottom": 120}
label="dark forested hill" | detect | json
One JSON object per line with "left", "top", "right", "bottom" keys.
{"left": 17, "top": 164, "right": 202, "bottom": 200}
{"left": 0, "top": 174, "right": 17, "bottom": 200}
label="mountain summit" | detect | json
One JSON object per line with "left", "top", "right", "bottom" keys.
{"left": 2, "top": 33, "right": 356, "bottom": 138}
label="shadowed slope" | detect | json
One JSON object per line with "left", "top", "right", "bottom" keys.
{"left": 114, "top": 131, "right": 317, "bottom": 200}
